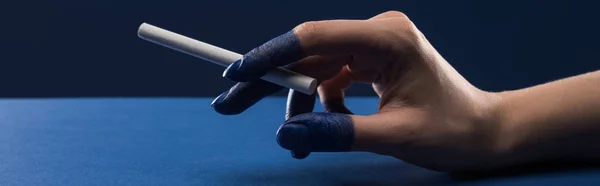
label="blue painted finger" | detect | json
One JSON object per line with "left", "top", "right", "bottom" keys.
{"left": 285, "top": 89, "right": 317, "bottom": 120}
{"left": 211, "top": 80, "right": 283, "bottom": 115}
{"left": 285, "top": 89, "right": 317, "bottom": 159}
{"left": 276, "top": 112, "right": 355, "bottom": 152}
{"left": 322, "top": 98, "right": 353, "bottom": 115}
{"left": 223, "top": 31, "right": 305, "bottom": 82}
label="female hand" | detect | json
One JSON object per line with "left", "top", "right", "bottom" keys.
{"left": 211, "top": 11, "right": 504, "bottom": 172}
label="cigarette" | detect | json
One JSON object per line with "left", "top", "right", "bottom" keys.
{"left": 137, "top": 23, "right": 317, "bottom": 95}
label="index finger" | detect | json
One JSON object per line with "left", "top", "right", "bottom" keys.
{"left": 222, "top": 20, "right": 378, "bottom": 82}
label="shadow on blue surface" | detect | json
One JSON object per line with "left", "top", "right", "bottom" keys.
{"left": 218, "top": 155, "right": 448, "bottom": 186}
{"left": 2, "top": 98, "right": 600, "bottom": 185}
{"left": 223, "top": 159, "right": 600, "bottom": 186}
{"left": 453, "top": 160, "right": 600, "bottom": 179}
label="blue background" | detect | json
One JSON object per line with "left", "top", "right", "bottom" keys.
{"left": 1, "top": 0, "right": 598, "bottom": 97}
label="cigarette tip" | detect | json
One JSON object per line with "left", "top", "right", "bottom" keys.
{"left": 137, "top": 23, "right": 150, "bottom": 37}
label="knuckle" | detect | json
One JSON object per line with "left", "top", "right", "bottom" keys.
{"left": 373, "top": 11, "right": 417, "bottom": 36}
{"left": 294, "top": 21, "right": 325, "bottom": 38}
{"left": 386, "top": 19, "right": 421, "bottom": 42}
{"left": 382, "top": 10, "right": 408, "bottom": 19}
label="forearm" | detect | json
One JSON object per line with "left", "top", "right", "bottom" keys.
{"left": 497, "top": 70, "right": 600, "bottom": 163}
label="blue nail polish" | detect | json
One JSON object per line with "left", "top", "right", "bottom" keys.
{"left": 222, "top": 30, "right": 305, "bottom": 82}
{"left": 222, "top": 59, "right": 245, "bottom": 82}
{"left": 210, "top": 90, "right": 229, "bottom": 108}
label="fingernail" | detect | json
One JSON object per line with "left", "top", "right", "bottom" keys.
{"left": 212, "top": 90, "right": 247, "bottom": 115}
{"left": 222, "top": 59, "right": 245, "bottom": 82}
{"left": 276, "top": 123, "right": 310, "bottom": 151}
{"left": 211, "top": 90, "right": 229, "bottom": 108}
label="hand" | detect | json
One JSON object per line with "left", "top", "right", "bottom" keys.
{"left": 211, "top": 11, "right": 504, "bottom": 172}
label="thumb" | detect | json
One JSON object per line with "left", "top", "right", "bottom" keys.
{"left": 276, "top": 112, "right": 401, "bottom": 153}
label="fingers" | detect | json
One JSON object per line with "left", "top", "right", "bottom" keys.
{"left": 222, "top": 30, "right": 303, "bottom": 82}
{"left": 285, "top": 89, "right": 317, "bottom": 159}
{"left": 276, "top": 112, "right": 404, "bottom": 153}
{"left": 293, "top": 20, "right": 384, "bottom": 56}
{"left": 277, "top": 112, "right": 355, "bottom": 152}
{"left": 287, "top": 55, "right": 350, "bottom": 81}
{"left": 211, "top": 81, "right": 283, "bottom": 115}
{"left": 212, "top": 56, "right": 349, "bottom": 115}
{"left": 318, "top": 66, "right": 355, "bottom": 114}
{"left": 285, "top": 89, "right": 317, "bottom": 120}
{"left": 222, "top": 20, "right": 379, "bottom": 82}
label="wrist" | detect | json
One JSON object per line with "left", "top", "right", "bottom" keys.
{"left": 472, "top": 90, "right": 522, "bottom": 167}
{"left": 487, "top": 90, "right": 546, "bottom": 167}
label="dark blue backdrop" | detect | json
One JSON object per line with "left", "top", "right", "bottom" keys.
{"left": 1, "top": 0, "right": 598, "bottom": 97}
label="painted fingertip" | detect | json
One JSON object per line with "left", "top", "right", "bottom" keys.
{"left": 277, "top": 113, "right": 355, "bottom": 152}
{"left": 212, "top": 81, "right": 286, "bottom": 115}
{"left": 323, "top": 99, "right": 354, "bottom": 114}
{"left": 277, "top": 123, "right": 310, "bottom": 151}
{"left": 223, "top": 30, "right": 305, "bottom": 82}
{"left": 211, "top": 90, "right": 242, "bottom": 115}
{"left": 291, "top": 151, "right": 310, "bottom": 159}
{"left": 222, "top": 60, "right": 245, "bottom": 82}
{"left": 285, "top": 89, "right": 317, "bottom": 119}
{"left": 210, "top": 90, "right": 229, "bottom": 108}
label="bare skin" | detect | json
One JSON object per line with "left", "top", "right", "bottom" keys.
{"left": 213, "top": 11, "right": 600, "bottom": 172}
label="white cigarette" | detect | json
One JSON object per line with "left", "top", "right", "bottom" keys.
{"left": 137, "top": 23, "right": 317, "bottom": 95}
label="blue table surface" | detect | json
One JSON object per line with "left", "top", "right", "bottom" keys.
{"left": 1, "top": 97, "right": 600, "bottom": 186}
